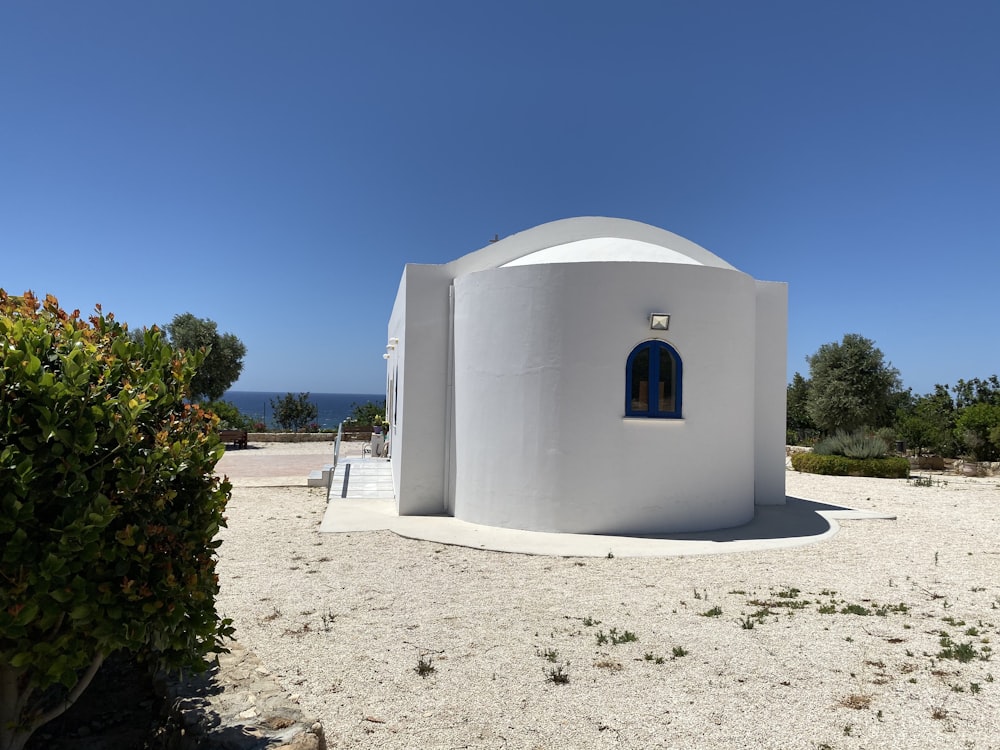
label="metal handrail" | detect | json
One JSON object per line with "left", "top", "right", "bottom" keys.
{"left": 328, "top": 422, "right": 344, "bottom": 492}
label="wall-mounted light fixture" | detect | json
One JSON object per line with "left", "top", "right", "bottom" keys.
{"left": 386, "top": 343, "right": 395, "bottom": 351}
{"left": 383, "top": 353, "right": 390, "bottom": 360}
{"left": 389, "top": 337, "right": 399, "bottom": 345}
{"left": 649, "top": 313, "right": 670, "bottom": 331}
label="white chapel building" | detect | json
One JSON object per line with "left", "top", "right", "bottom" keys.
{"left": 383, "top": 217, "right": 787, "bottom": 535}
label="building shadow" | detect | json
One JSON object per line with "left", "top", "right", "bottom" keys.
{"left": 639, "top": 496, "right": 849, "bottom": 543}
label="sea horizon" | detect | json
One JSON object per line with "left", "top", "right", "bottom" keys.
{"left": 223, "top": 390, "right": 383, "bottom": 429}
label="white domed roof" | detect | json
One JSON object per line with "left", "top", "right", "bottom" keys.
{"left": 501, "top": 236, "right": 705, "bottom": 267}
{"left": 445, "top": 217, "right": 739, "bottom": 276}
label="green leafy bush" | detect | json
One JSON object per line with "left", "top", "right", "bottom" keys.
{"left": 344, "top": 399, "right": 387, "bottom": 428}
{"left": 790, "top": 451, "right": 909, "bottom": 478}
{"left": 0, "top": 291, "right": 233, "bottom": 750}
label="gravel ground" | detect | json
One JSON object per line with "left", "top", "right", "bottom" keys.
{"left": 215, "top": 446, "right": 1000, "bottom": 749}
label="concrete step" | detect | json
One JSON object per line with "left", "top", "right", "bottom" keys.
{"left": 307, "top": 464, "right": 336, "bottom": 488}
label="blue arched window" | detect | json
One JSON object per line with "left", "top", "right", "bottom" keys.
{"left": 626, "top": 340, "right": 682, "bottom": 418}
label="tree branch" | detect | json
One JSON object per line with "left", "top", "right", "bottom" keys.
{"left": 27, "top": 652, "right": 105, "bottom": 735}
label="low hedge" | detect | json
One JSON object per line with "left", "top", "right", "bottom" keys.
{"left": 791, "top": 452, "right": 910, "bottom": 478}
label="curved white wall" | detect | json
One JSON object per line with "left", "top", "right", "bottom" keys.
{"left": 452, "top": 262, "right": 758, "bottom": 535}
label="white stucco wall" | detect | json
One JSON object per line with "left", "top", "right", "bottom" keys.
{"left": 387, "top": 264, "right": 452, "bottom": 515}
{"left": 753, "top": 281, "right": 788, "bottom": 506}
{"left": 451, "top": 261, "right": 759, "bottom": 535}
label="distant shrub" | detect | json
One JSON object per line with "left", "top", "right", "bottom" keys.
{"left": 344, "top": 400, "right": 387, "bottom": 428}
{"left": 875, "top": 426, "right": 897, "bottom": 449}
{"left": 204, "top": 399, "right": 255, "bottom": 431}
{"left": 813, "top": 430, "right": 890, "bottom": 459}
{"left": 791, "top": 452, "right": 909, "bottom": 478}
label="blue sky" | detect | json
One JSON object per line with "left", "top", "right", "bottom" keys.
{"left": 3, "top": 2, "right": 997, "bottom": 396}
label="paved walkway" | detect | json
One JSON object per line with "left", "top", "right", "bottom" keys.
{"left": 319, "top": 494, "right": 894, "bottom": 557}
{"left": 215, "top": 446, "right": 334, "bottom": 486}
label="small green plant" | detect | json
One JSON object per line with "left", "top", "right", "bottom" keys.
{"left": 596, "top": 630, "right": 608, "bottom": 645}
{"left": 537, "top": 647, "right": 559, "bottom": 663}
{"left": 546, "top": 664, "right": 569, "bottom": 684}
{"left": 672, "top": 645, "right": 688, "bottom": 658}
{"left": 751, "top": 607, "right": 772, "bottom": 621}
{"left": 415, "top": 654, "right": 436, "bottom": 677}
{"left": 970, "top": 682, "right": 981, "bottom": 694}
{"left": 938, "top": 638, "right": 978, "bottom": 663}
{"left": 582, "top": 616, "right": 601, "bottom": 627}
{"left": 643, "top": 652, "right": 666, "bottom": 664}
{"left": 702, "top": 606, "right": 723, "bottom": 618}
{"left": 739, "top": 614, "right": 757, "bottom": 629}
{"left": 607, "top": 627, "right": 638, "bottom": 644}
{"left": 841, "top": 603, "right": 871, "bottom": 616}
{"left": 818, "top": 604, "right": 837, "bottom": 614}
{"left": 776, "top": 587, "right": 801, "bottom": 599}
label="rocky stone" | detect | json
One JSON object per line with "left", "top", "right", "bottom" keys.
{"left": 154, "top": 640, "right": 326, "bottom": 750}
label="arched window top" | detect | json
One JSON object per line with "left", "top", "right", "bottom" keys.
{"left": 626, "top": 340, "right": 683, "bottom": 419}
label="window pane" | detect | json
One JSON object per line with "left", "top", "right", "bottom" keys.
{"left": 630, "top": 347, "right": 649, "bottom": 411}
{"left": 657, "top": 348, "right": 675, "bottom": 413}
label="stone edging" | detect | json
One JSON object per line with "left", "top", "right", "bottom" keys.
{"left": 248, "top": 433, "right": 335, "bottom": 443}
{"left": 153, "top": 641, "right": 326, "bottom": 749}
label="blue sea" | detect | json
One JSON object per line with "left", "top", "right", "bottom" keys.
{"left": 222, "top": 391, "right": 384, "bottom": 430}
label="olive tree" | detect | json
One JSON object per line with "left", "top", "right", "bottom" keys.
{"left": 805, "top": 333, "right": 901, "bottom": 434}
{"left": 164, "top": 313, "right": 246, "bottom": 402}
{"left": 0, "top": 291, "right": 233, "bottom": 750}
